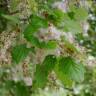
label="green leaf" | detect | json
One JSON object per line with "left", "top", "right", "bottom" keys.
{"left": 25, "top": 35, "right": 41, "bottom": 47}
{"left": 55, "top": 65, "right": 73, "bottom": 87}
{"left": 24, "top": 15, "right": 48, "bottom": 46}
{"left": 46, "top": 9, "right": 68, "bottom": 28}
{"left": 33, "top": 55, "right": 57, "bottom": 88}
{"left": 48, "top": 9, "right": 65, "bottom": 25}
{"left": 42, "top": 55, "right": 57, "bottom": 72}
{"left": 23, "top": 24, "right": 37, "bottom": 37}
{"left": 69, "top": 5, "right": 88, "bottom": 21}
{"left": 74, "top": 8, "right": 88, "bottom": 21}
{"left": 47, "top": 9, "right": 83, "bottom": 34}
{"left": 40, "top": 40, "right": 57, "bottom": 49}
{"left": 14, "top": 82, "right": 30, "bottom": 96}
{"left": 67, "top": 11, "right": 75, "bottom": 20}
{"left": 46, "top": 40, "right": 57, "bottom": 49}
{"left": 1, "top": 14, "right": 20, "bottom": 24}
{"left": 24, "top": 33, "right": 57, "bottom": 49}
{"left": 24, "top": 15, "right": 48, "bottom": 36}
{"left": 33, "top": 64, "right": 48, "bottom": 88}
{"left": 64, "top": 20, "right": 82, "bottom": 33}
{"left": 30, "top": 15, "right": 48, "bottom": 28}
{"left": 11, "top": 44, "right": 30, "bottom": 64}
{"left": 58, "top": 56, "right": 85, "bottom": 82}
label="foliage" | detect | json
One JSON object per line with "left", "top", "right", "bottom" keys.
{"left": 0, "top": 0, "right": 96, "bottom": 96}
{"left": 11, "top": 44, "right": 32, "bottom": 64}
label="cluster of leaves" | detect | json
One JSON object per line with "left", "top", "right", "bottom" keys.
{"left": 11, "top": 1, "right": 87, "bottom": 89}
{"left": 0, "top": 0, "right": 92, "bottom": 95}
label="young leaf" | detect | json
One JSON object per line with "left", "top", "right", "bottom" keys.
{"left": 11, "top": 44, "right": 30, "bottom": 64}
